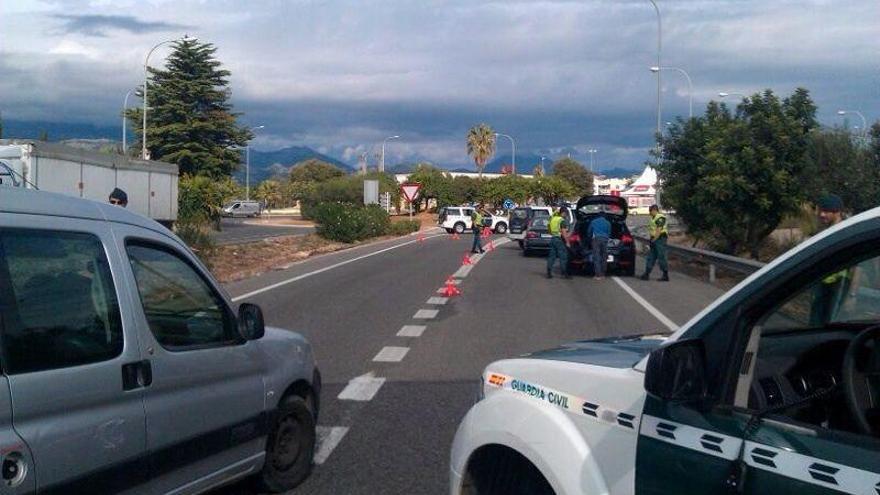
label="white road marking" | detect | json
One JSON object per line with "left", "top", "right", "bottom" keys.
{"left": 453, "top": 264, "right": 473, "bottom": 278}
{"left": 337, "top": 372, "right": 386, "bottom": 401}
{"left": 373, "top": 346, "right": 410, "bottom": 362}
{"left": 231, "top": 232, "right": 446, "bottom": 302}
{"left": 414, "top": 309, "right": 439, "bottom": 319}
{"left": 397, "top": 325, "right": 427, "bottom": 337}
{"left": 611, "top": 277, "right": 678, "bottom": 331}
{"left": 314, "top": 426, "right": 349, "bottom": 464}
{"left": 426, "top": 296, "right": 448, "bottom": 305}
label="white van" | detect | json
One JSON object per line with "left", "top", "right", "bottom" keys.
{"left": 222, "top": 200, "right": 263, "bottom": 218}
{"left": 438, "top": 207, "right": 508, "bottom": 235}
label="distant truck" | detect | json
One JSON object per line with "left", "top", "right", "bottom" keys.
{"left": 0, "top": 140, "right": 179, "bottom": 225}
{"left": 222, "top": 200, "right": 263, "bottom": 218}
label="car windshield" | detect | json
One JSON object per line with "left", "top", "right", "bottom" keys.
{"left": 579, "top": 203, "right": 623, "bottom": 215}
{"left": 531, "top": 210, "right": 550, "bottom": 218}
{"left": 511, "top": 208, "right": 529, "bottom": 220}
{"left": 530, "top": 218, "right": 550, "bottom": 229}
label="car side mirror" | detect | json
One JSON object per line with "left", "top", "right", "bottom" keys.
{"left": 644, "top": 339, "right": 708, "bottom": 403}
{"left": 237, "top": 303, "right": 265, "bottom": 340}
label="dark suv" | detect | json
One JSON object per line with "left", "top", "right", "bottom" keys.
{"left": 567, "top": 195, "right": 636, "bottom": 276}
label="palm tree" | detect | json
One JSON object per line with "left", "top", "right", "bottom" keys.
{"left": 466, "top": 124, "right": 496, "bottom": 179}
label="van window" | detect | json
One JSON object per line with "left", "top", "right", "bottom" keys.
{"left": 126, "top": 241, "right": 238, "bottom": 350}
{"left": 0, "top": 229, "right": 123, "bottom": 374}
{"left": 447, "top": 208, "right": 460, "bottom": 216}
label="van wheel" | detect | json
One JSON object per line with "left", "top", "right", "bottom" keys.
{"left": 454, "top": 222, "right": 466, "bottom": 234}
{"left": 494, "top": 223, "right": 507, "bottom": 234}
{"left": 256, "top": 395, "right": 316, "bottom": 492}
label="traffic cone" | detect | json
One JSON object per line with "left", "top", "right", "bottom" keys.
{"left": 462, "top": 253, "right": 473, "bottom": 265}
{"left": 451, "top": 231, "right": 460, "bottom": 240}
{"left": 442, "top": 276, "right": 461, "bottom": 297}
{"left": 417, "top": 231, "right": 425, "bottom": 243}
{"left": 481, "top": 227, "right": 491, "bottom": 239}
{"left": 486, "top": 239, "right": 495, "bottom": 251}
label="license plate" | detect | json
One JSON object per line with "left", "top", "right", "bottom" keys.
{"left": 541, "top": 234, "right": 552, "bottom": 238}
{"left": 607, "top": 255, "right": 615, "bottom": 262}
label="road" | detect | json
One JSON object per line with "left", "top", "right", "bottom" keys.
{"left": 212, "top": 218, "right": 315, "bottom": 245}
{"left": 217, "top": 229, "right": 724, "bottom": 494}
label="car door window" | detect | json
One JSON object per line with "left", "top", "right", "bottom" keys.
{"left": 126, "top": 241, "right": 238, "bottom": 350}
{"left": 0, "top": 229, "right": 123, "bottom": 374}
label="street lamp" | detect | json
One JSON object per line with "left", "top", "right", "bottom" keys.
{"left": 245, "top": 125, "right": 265, "bottom": 200}
{"left": 122, "top": 89, "right": 134, "bottom": 155}
{"left": 494, "top": 133, "right": 516, "bottom": 175}
{"left": 650, "top": 66, "right": 693, "bottom": 118}
{"left": 647, "top": 0, "right": 662, "bottom": 140}
{"left": 540, "top": 156, "right": 546, "bottom": 175}
{"left": 718, "top": 92, "right": 747, "bottom": 100}
{"left": 142, "top": 34, "right": 197, "bottom": 160}
{"left": 587, "top": 148, "right": 598, "bottom": 172}
{"left": 837, "top": 110, "right": 868, "bottom": 139}
{"left": 380, "top": 135, "right": 400, "bottom": 173}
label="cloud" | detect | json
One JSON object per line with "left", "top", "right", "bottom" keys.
{"left": 53, "top": 14, "right": 190, "bottom": 37}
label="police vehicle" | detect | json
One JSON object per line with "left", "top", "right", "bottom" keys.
{"left": 450, "top": 206, "right": 880, "bottom": 494}
{"left": 438, "top": 206, "right": 508, "bottom": 235}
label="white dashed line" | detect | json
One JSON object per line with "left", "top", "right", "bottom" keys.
{"left": 373, "top": 346, "right": 410, "bottom": 362}
{"left": 397, "top": 325, "right": 427, "bottom": 337}
{"left": 314, "top": 426, "right": 349, "bottom": 464}
{"left": 414, "top": 309, "right": 439, "bottom": 319}
{"left": 453, "top": 264, "right": 473, "bottom": 278}
{"left": 338, "top": 372, "right": 386, "bottom": 401}
{"left": 426, "top": 296, "right": 448, "bottom": 305}
{"left": 611, "top": 277, "right": 678, "bottom": 331}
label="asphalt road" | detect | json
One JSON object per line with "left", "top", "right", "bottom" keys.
{"left": 212, "top": 218, "right": 315, "bottom": 245}
{"left": 216, "top": 229, "right": 724, "bottom": 495}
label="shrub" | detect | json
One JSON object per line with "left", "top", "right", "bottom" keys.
{"left": 175, "top": 219, "right": 216, "bottom": 267}
{"left": 312, "top": 203, "right": 391, "bottom": 243}
{"left": 389, "top": 220, "right": 420, "bottom": 236}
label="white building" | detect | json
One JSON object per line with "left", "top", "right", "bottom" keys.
{"left": 593, "top": 176, "right": 630, "bottom": 196}
{"left": 620, "top": 166, "right": 658, "bottom": 215}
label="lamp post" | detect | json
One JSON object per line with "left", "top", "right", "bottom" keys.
{"left": 837, "top": 110, "right": 868, "bottom": 139}
{"left": 380, "top": 135, "right": 400, "bottom": 173}
{"left": 494, "top": 133, "right": 516, "bottom": 175}
{"left": 650, "top": 66, "right": 693, "bottom": 118}
{"left": 245, "top": 125, "right": 265, "bottom": 201}
{"left": 587, "top": 148, "right": 597, "bottom": 172}
{"left": 540, "top": 156, "right": 546, "bottom": 176}
{"left": 142, "top": 35, "right": 196, "bottom": 160}
{"left": 718, "top": 92, "right": 747, "bottom": 100}
{"left": 122, "top": 89, "right": 134, "bottom": 155}
{"left": 647, "top": 0, "right": 662, "bottom": 140}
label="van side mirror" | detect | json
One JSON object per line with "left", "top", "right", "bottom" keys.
{"left": 237, "top": 303, "right": 265, "bottom": 340}
{"left": 644, "top": 339, "right": 708, "bottom": 403}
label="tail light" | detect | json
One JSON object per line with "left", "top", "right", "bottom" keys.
{"left": 621, "top": 234, "right": 633, "bottom": 244}
{"left": 526, "top": 231, "right": 538, "bottom": 239}
{"left": 568, "top": 233, "right": 580, "bottom": 244}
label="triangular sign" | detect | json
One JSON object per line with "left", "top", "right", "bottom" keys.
{"left": 401, "top": 183, "right": 421, "bottom": 202}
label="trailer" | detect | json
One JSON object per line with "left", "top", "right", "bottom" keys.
{"left": 0, "top": 140, "right": 178, "bottom": 224}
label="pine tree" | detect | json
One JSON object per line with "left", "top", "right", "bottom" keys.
{"left": 127, "top": 39, "right": 251, "bottom": 177}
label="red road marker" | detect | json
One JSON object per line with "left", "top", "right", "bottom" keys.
{"left": 462, "top": 253, "right": 473, "bottom": 265}
{"left": 481, "top": 226, "right": 491, "bottom": 239}
{"left": 442, "top": 276, "right": 461, "bottom": 297}
{"left": 417, "top": 231, "right": 425, "bottom": 243}
{"left": 486, "top": 239, "right": 495, "bottom": 251}
{"left": 451, "top": 231, "right": 460, "bottom": 240}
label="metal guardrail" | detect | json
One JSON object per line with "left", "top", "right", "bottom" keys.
{"left": 632, "top": 233, "right": 766, "bottom": 281}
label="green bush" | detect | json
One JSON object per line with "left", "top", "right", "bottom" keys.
{"left": 389, "top": 220, "right": 420, "bottom": 235}
{"left": 312, "top": 203, "right": 391, "bottom": 243}
{"left": 178, "top": 175, "right": 225, "bottom": 224}
{"left": 175, "top": 219, "right": 216, "bottom": 267}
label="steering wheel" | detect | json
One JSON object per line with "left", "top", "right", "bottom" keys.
{"left": 842, "top": 324, "right": 880, "bottom": 435}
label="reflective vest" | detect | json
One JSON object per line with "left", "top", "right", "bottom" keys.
{"left": 649, "top": 213, "right": 668, "bottom": 238}
{"left": 472, "top": 211, "right": 483, "bottom": 227}
{"left": 549, "top": 215, "right": 565, "bottom": 237}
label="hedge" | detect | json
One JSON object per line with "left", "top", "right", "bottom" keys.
{"left": 312, "top": 202, "right": 391, "bottom": 243}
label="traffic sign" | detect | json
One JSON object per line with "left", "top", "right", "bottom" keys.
{"left": 503, "top": 198, "right": 514, "bottom": 210}
{"left": 401, "top": 183, "right": 421, "bottom": 202}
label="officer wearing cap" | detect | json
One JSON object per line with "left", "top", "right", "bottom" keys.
{"left": 810, "top": 194, "right": 851, "bottom": 325}
{"left": 109, "top": 188, "right": 128, "bottom": 207}
{"left": 640, "top": 204, "right": 669, "bottom": 281}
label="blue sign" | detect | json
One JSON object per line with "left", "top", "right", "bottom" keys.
{"left": 503, "top": 198, "right": 515, "bottom": 210}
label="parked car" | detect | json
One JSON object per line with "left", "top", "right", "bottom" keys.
{"left": 450, "top": 204, "right": 880, "bottom": 495}
{"left": 439, "top": 206, "right": 508, "bottom": 234}
{"left": 508, "top": 206, "right": 553, "bottom": 248}
{"left": 0, "top": 188, "right": 320, "bottom": 494}
{"left": 567, "top": 194, "right": 636, "bottom": 276}
{"left": 522, "top": 216, "right": 553, "bottom": 256}
{"left": 222, "top": 200, "right": 263, "bottom": 218}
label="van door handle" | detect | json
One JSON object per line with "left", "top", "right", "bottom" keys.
{"left": 122, "top": 360, "right": 153, "bottom": 391}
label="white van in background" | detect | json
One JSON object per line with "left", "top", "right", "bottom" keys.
{"left": 222, "top": 200, "right": 263, "bottom": 218}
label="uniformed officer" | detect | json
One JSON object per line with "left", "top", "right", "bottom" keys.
{"left": 546, "top": 207, "right": 571, "bottom": 279}
{"left": 810, "top": 194, "right": 849, "bottom": 324}
{"left": 640, "top": 204, "right": 669, "bottom": 281}
{"left": 470, "top": 205, "right": 485, "bottom": 254}
{"left": 109, "top": 187, "right": 128, "bottom": 207}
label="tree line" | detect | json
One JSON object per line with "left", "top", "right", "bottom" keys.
{"left": 657, "top": 88, "right": 880, "bottom": 258}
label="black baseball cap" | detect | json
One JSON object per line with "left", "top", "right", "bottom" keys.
{"left": 109, "top": 187, "right": 128, "bottom": 204}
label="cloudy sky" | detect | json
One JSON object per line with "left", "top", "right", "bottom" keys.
{"left": 2, "top": 0, "right": 878, "bottom": 169}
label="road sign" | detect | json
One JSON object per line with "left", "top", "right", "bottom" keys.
{"left": 503, "top": 198, "right": 514, "bottom": 210}
{"left": 401, "top": 183, "right": 421, "bottom": 202}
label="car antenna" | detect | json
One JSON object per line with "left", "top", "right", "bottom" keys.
{"left": 0, "top": 161, "right": 39, "bottom": 190}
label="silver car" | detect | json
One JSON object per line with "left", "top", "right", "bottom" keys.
{"left": 0, "top": 188, "right": 320, "bottom": 494}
